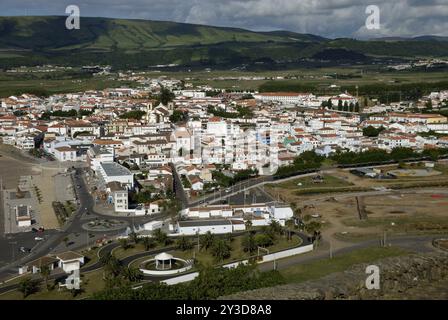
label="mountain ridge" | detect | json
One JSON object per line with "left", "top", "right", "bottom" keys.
{"left": 0, "top": 16, "right": 447, "bottom": 69}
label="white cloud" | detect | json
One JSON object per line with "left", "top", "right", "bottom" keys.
{"left": 0, "top": 0, "right": 447, "bottom": 38}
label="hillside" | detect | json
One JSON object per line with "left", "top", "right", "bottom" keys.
{"left": 0, "top": 16, "right": 447, "bottom": 69}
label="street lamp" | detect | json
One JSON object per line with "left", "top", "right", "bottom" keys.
{"left": 9, "top": 241, "right": 17, "bottom": 263}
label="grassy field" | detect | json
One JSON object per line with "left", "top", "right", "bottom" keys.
{"left": 273, "top": 174, "right": 353, "bottom": 190}
{"left": 172, "top": 234, "right": 303, "bottom": 267}
{"left": 0, "top": 269, "right": 105, "bottom": 300}
{"left": 342, "top": 215, "right": 448, "bottom": 235}
{"left": 0, "top": 74, "right": 136, "bottom": 98}
{"left": 126, "top": 234, "right": 303, "bottom": 268}
{"left": 280, "top": 246, "right": 410, "bottom": 284}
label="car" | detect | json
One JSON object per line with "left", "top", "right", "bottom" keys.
{"left": 225, "top": 188, "right": 231, "bottom": 193}
{"left": 31, "top": 227, "right": 39, "bottom": 232}
{"left": 19, "top": 247, "right": 31, "bottom": 253}
{"left": 34, "top": 237, "right": 44, "bottom": 241}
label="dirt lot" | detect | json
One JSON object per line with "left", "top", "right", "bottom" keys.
{"left": 0, "top": 144, "right": 60, "bottom": 229}
{"left": 266, "top": 167, "right": 448, "bottom": 251}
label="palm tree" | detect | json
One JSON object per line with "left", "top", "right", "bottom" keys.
{"left": 152, "top": 229, "right": 169, "bottom": 246}
{"left": 18, "top": 277, "right": 39, "bottom": 298}
{"left": 142, "top": 237, "right": 156, "bottom": 251}
{"left": 176, "top": 236, "right": 193, "bottom": 251}
{"left": 269, "top": 220, "right": 284, "bottom": 236}
{"left": 39, "top": 265, "right": 51, "bottom": 291}
{"left": 122, "top": 267, "right": 143, "bottom": 282}
{"left": 199, "top": 231, "right": 215, "bottom": 251}
{"left": 242, "top": 233, "right": 257, "bottom": 254}
{"left": 129, "top": 232, "right": 139, "bottom": 244}
{"left": 118, "top": 238, "right": 131, "bottom": 250}
{"left": 211, "top": 239, "right": 231, "bottom": 262}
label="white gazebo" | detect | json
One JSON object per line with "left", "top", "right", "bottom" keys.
{"left": 155, "top": 252, "right": 174, "bottom": 270}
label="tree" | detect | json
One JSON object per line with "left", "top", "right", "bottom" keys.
{"left": 129, "top": 232, "right": 139, "bottom": 244}
{"left": 101, "top": 253, "right": 122, "bottom": 277}
{"left": 211, "top": 239, "right": 231, "bottom": 262}
{"left": 153, "top": 229, "right": 170, "bottom": 246}
{"left": 170, "top": 109, "right": 187, "bottom": 123}
{"left": 119, "top": 238, "right": 131, "bottom": 250}
{"left": 176, "top": 236, "right": 193, "bottom": 251}
{"left": 142, "top": 237, "right": 156, "bottom": 251}
{"left": 40, "top": 265, "right": 51, "bottom": 291}
{"left": 122, "top": 267, "right": 143, "bottom": 283}
{"left": 268, "top": 220, "right": 284, "bottom": 236}
{"left": 242, "top": 233, "right": 257, "bottom": 253}
{"left": 304, "top": 221, "right": 322, "bottom": 236}
{"left": 159, "top": 87, "right": 175, "bottom": 105}
{"left": 18, "top": 277, "right": 39, "bottom": 298}
{"left": 119, "top": 110, "right": 146, "bottom": 120}
{"left": 199, "top": 231, "right": 215, "bottom": 251}
{"left": 244, "top": 220, "right": 252, "bottom": 231}
{"left": 363, "top": 125, "right": 383, "bottom": 137}
{"left": 254, "top": 234, "right": 274, "bottom": 247}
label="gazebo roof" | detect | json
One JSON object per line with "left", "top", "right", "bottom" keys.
{"left": 155, "top": 252, "right": 174, "bottom": 261}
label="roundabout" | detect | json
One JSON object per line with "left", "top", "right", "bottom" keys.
{"left": 82, "top": 219, "right": 129, "bottom": 232}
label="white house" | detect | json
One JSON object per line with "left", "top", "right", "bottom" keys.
{"left": 54, "top": 146, "right": 77, "bottom": 162}
{"left": 106, "top": 181, "right": 129, "bottom": 212}
{"left": 176, "top": 219, "right": 234, "bottom": 235}
{"left": 55, "top": 251, "right": 85, "bottom": 273}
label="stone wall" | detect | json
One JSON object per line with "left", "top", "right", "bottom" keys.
{"left": 221, "top": 252, "right": 448, "bottom": 300}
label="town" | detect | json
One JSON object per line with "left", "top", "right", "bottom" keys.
{"left": 1, "top": 72, "right": 448, "bottom": 299}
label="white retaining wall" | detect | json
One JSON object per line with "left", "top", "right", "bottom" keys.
{"left": 162, "top": 272, "right": 199, "bottom": 285}
{"left": 161, "top": 243, "right": 314, "bottom": 285}
{"left": 261, "top": 244, "right": 314, "bottom": 263}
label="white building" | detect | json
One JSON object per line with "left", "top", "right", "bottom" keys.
{"left": 54, "top": 146, "right": 77, "bottom": 162}
{"left": 253, "top": 92, "right": 315, "bottom": 105}
{"left": 98, "top": 162, "right": 134, "bottom": 190}
{"left": 176, "top": 219, "right": 234, "bottom": 235}
{"left": 56, "top": 251, "right": 85, "bottom": 273}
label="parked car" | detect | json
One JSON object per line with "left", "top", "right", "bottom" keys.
{"left": 19, "top": 247, "right": 31, "bottom": 253}
{"left": 34, "top": 237, "right": 44, "bottom": 241}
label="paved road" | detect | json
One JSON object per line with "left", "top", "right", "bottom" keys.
{"left": 1, "top": 232, "right": 442, "bottom": 296}
{"left": 186, "top": 158, "right": 448, "bottom": 208}
{"left": 0, "top": 167, "right": 162, "bottom": 281}
{"left": 258, "top": 234, "right": 444, "bottom": 273}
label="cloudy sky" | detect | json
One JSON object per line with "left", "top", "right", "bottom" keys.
{"left": 1, "top": 0, "right": 447, "bottom": 39}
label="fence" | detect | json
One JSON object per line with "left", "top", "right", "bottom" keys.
{"left": 160, "top": 243, "right": 314, "bottom": 285}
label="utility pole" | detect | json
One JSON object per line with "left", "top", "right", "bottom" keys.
{"left": 329, "top": 240, "right": 333, "bottom": 259}
{"left": 197, "top": 229, "right": 200, "bottom": 252}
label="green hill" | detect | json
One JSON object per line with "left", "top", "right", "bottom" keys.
{"left": 0, "top": 16, "right": 447, "bottom": 69}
